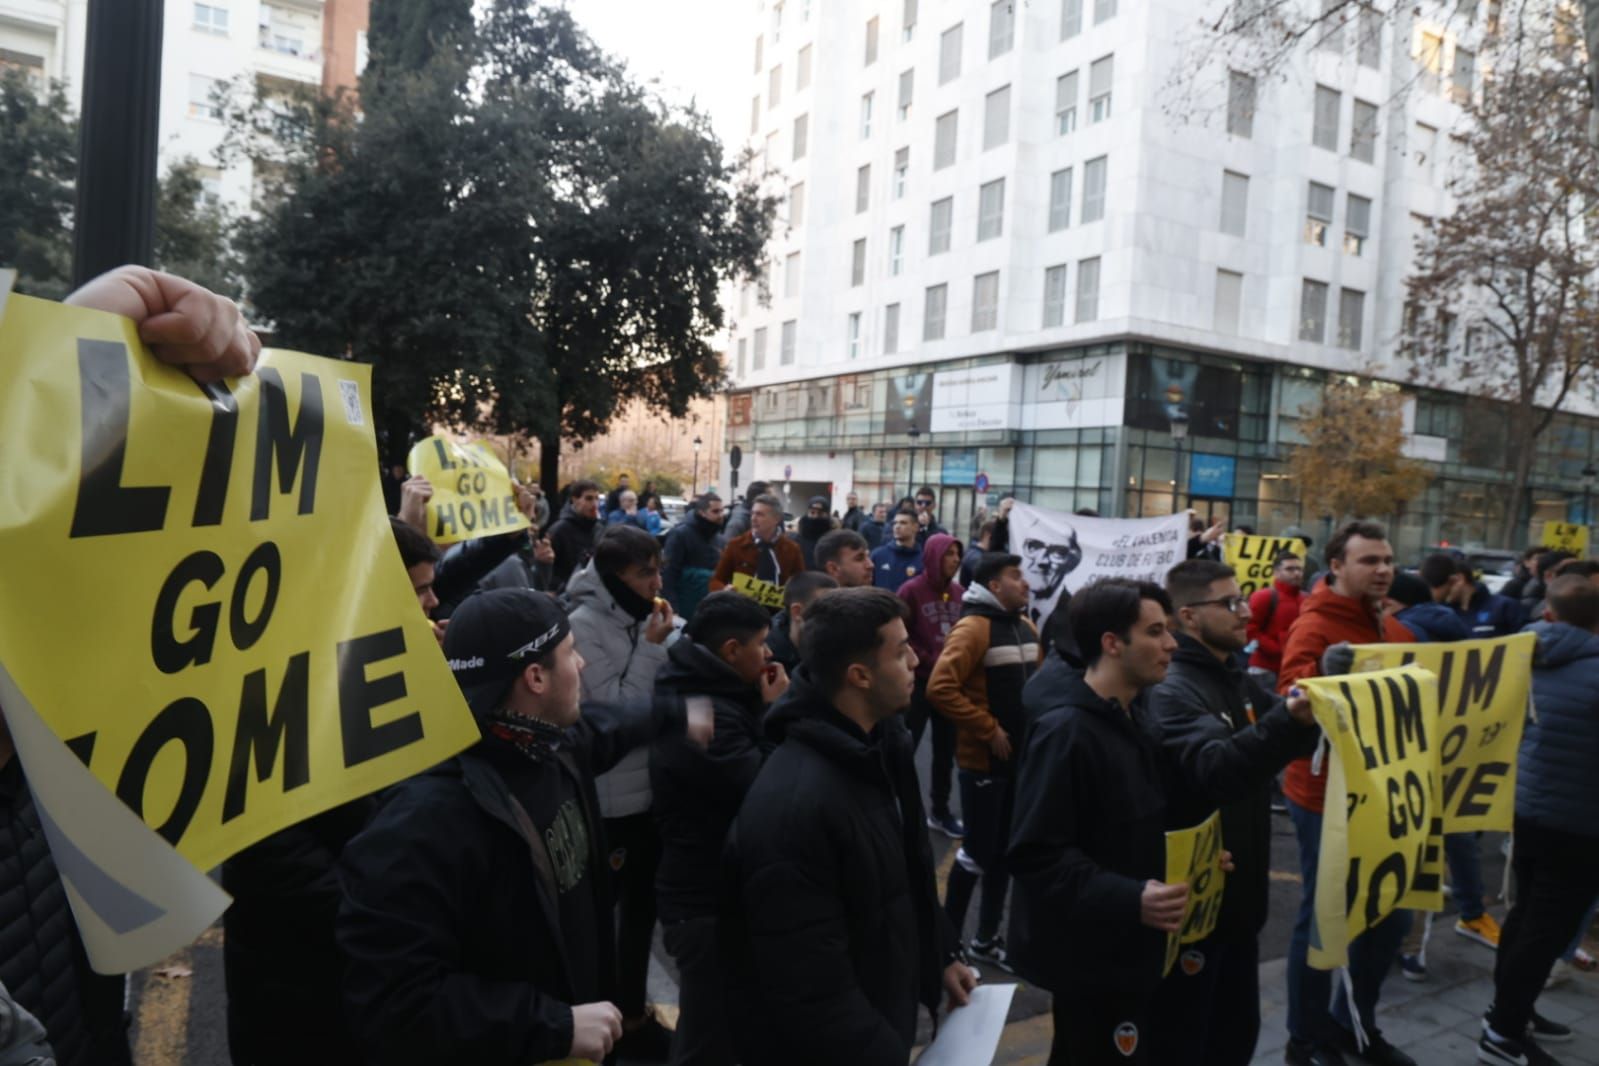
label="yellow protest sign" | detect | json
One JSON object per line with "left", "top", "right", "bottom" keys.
{"left": 1163, "top": 810, "right": 1225, "bottom": 976}
{"left": 1351, "top": 633, "right": 1534, "bottom": 834}
{"left": 0, "top": 294, "right": 481, "bottom": 872}
{"left": 1541, "top": 521, "right": 1589, "bottom": 556}
{"left": 1303, "top": 665, "right": 1445, "bottom": 970}
{"left": 1223, "top": 534, "right": 1307, "bottom": 597}
{"left": 731, "top": 572, "right": 785, "bottom": 609}
{"left": 407, "top": 435, "right": 530, "bottom": 547}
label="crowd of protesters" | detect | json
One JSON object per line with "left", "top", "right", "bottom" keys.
{"left": 3, "top": 267, "right": 1596, "bottom": 1066}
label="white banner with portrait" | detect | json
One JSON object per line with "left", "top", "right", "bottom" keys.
{"left": 1008, "top": 504, "right": 1191, "bottom": 625}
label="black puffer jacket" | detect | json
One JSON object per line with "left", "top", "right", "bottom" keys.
{"left": 764, "top": 610, "right": 801, "bottom": 673}
{"left": 336, "top": 699, "right": 685, "bottom": 1066}
{"left": 1147, "top": 634, "right": 1318, "bottom": 940}
{"left": 0, "top": 758, "right": 130, "bottom": 1066}
{"left": 722, "top": 672, "right": 957, "bottom": 1065}
{"left": 1008, "top": 673, "right": 1172, "bottom": 994}
{"left": 545, "top": 503, "right": 602, "bottom": 592}
{"left": 222, "top": 797, "right": 378, "bottom": 1065}
{"left": 651, "top": 640, "right": 772, "bottom": 922}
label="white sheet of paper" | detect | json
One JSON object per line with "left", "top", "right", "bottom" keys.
{"left": 916, "top": 983, "right": 1017, "bottom": 1066}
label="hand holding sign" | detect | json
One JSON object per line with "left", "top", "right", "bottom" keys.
{"left": 398, "top": 475, "right": 433, "bottom": 533}
{"left": 1140, "top": 880, "right": 1189, "bottom": 933}
{"left": 407, "top": 436, "right": 531, "bottom": 546}
{"left": 65, "top": 266, "right": 261, "bottom": 383}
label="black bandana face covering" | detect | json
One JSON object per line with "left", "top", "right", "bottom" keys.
{"left": 485, "top": 707, "right": 567, "bottom": 763}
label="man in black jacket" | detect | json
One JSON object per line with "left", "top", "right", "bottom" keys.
{"left": 662, "top": 493, "right": 726, "bottom": 617}
{"left": 652, "top": 592, "right": 790, "bottom": 1065}
{"left": 546, "top": 479, "right": 605, "bottom": 592}
{"left": 722, "top": 587, "right": 977, "bottom": 1065}
{"left": 766, "top": 572, "right": 837, "bottom": 672}
{"left": 1146, "top": 561, "right": 1320, "bottom": 1066}
{"left": 1008, "top": 577, "right": 1313, "bottom": 1065}
{"left": 335, "top": 589, "right": 710, "bottom": 1065}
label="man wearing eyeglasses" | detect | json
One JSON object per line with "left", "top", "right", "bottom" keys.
{"left": 912, "top": 486, "right": 949, "bottom": 544}
{"left": 1146, "top": 561, "right": 1321, "bottom": 1066}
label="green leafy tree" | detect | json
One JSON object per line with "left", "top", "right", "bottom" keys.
{"left": 0, "top": 69, "right": 76, "bottom": 299}
{"left": 154, "top": 158, "right": 244, "bottom": 299}
{"left": 231, "top": 1, "right": 776, "bottom": 487}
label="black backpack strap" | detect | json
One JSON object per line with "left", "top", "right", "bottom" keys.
{"left": 1259, "top": 587, "right": 1279, "bottom": 631}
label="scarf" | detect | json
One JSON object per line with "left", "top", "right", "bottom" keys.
{"left": 484, "top": 708, "right": 567, "bottom": 763}
{"left": 601, "top": 569, "right": 655, "bottom": 621}
{"left": 753, "top": 533, "right": 782, "bottom": 584}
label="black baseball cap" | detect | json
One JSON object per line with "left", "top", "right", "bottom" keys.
{"left": 443, "top": 588, "right": 572, "bottom": 717}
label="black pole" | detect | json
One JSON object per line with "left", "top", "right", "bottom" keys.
{"left": 72, "top": 0, "right": 164, "bottom": 287}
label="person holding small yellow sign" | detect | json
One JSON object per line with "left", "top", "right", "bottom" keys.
{"left": 710, "top": 493, "right": 804, "bottom": 610}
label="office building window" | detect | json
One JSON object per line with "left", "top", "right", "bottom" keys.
{"left": 1082, "top": 156, "right": 1107, "bottom": 222}
{"left": 1044, "top": 264, "right": 1068, "bottom": 327}
{"left": 1344, "top": 194, "right": 1371, "bottom": 256}
{"left": 1350, "top": 99, "right": 1377, "bottom": 163}
{"left": 1299, "top": 280, "right": 1328, "bottom": 342}
{"left": 983, "top": 85, "right": 1011, "bottom": 149}
{"left": 1048, "top": 167, "right": 1073, "bottom": 231}
{"left": 785, "top": 252, "right": 802, "bottom": 298}
{"left": 884, "top": 303, "right": 901, "bottom": 353}
{"left": 934, "top": 109, "right": 959, "bottom": 169}
{"left": 846, "top": 313, "right": 861, "bottom": 359}
{"left": 1419, "top": 32, "right": 1444, "bottom": 93}
{"left": 194, "top": 2, "right": 229, "bottom": 34}
{"left": 769, "top": 65, "right": 782, "bottom": 109}
{"left": 1305, "top": 182, "right": 1333, "bottom": 245}
{"left": 1312, "top": 85, "right": 1340, "bottom": 150}
{"left": 860, "top": 92, "right": 874, "bottom": 138}
{"left": 782, "top": 320, "right": 798, "bottom": 364}
{"left": 1061, "top": 0, "right": 1082, "bottom": 38}
{"left": 1227, "top": 70, "right": 1255, "bottom": 138}
{"left": 890, "top": 225, "right": 905, "bottom": 274}
{"left": 1414, "top": 123, "right": 1438, "bottom": 181}
{"left": 1094, "top": 0, "right": 1116, "bottom": 23}
{"left": 866, "top": 16, "right": 880, "bottom": 64}
{"left": 1219, "top": 170, "right": 1248, "bottom": 237}
{"left": 188, "top": 74, "right": 224, "bottom": 120}
{"left": 797, "top": 44, "right": 812, "bottom": 90}
{"left": 924, "top": 283, "right": 948, "bottom": 340}
{"left": 1214, "top": 269, "right": 1243, "bottom": 334}
{"left": 989, "top": 0, "right": 1015, "bottom": 58}
{"left": 929, "top": 197, "right": 953, "bottom": 254}
{"left": 737, "top": 337, "right": 748, "bottom": 377}
{"left": 903, "top": 0, "right": 918, "bottom": 39}
{"left": 1076, "top": 257, "right": 1101, "bottom": 322}
{"left": 789, "top": 182, "right": 805, "bottom": 226}
{"left": 972, "top": 271, "right": 1000, "bottom": 331}
{"left": 1056, "top": 70, "right": 1079, "bottom": 134}
{"left": 753, "top": 326, "right": 768, "bottom": 369}
{"left": 940, "top": 23, "right": 963, "bottom": 83}
{"left": 750, "top": 95, "right": 760, "bottom": 134}
{"left": 898, "top": 69, "right": 914, "bottom": 120}
{"left": 978, "top": 178, "right": 1005, "bottom": 240}
{"left": 772, "top": 0, "right": 784, "bottom": 42}
{"left": 1357, "top": 7, "right": 1382, "bottom": 67}
{"left": 893, "top": 147, "right": 909, "bottom": 198}
{"left": 851, "top": 238, "right": 867, "bottom": 285}
{"left": 753, "top": 34, "right": 763, "bottom": 73}
{"left": 1451, "top": 47, "right": 1475, "bottom": 104}
{"left": 793, "top": 114, "right": 808, "bottom": 159}
{"left": 1337, "top": 288, "right": 1364, "bottom": 350}
{"left": 1089, "top": 55, "right": 1113, "bottom": 123}
{"left": 1317, "top": 0, "right": 1345, "bottom": 52}
{"left": 856, "top": 164, "right": 872, "bottom": 213}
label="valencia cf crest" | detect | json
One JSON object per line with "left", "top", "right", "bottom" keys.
{"left": 1114, "top": 1022, "right": 1139, "bottom": 1057}
{"left": 1180, "top": 950, "right": 1205, "bottom": 976}
{"left": 609, "top": 847, "right": 627, "bottom": 872}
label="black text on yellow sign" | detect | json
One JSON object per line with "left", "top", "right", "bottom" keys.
{"left": 0, "top": 296, "right": 480, "bottom": 871}
{"left": 1222, "top": 534, "right": 1306, "bottom": 598}
{"left": 407, "top": 435, "right": 530, "bottom": 547}
{"left": 1163, "top": 810, "right": 1224, "bottom": 977}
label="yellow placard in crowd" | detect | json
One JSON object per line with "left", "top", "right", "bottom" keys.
{"left": 1222, "top": 534, "right": 1307, "bottom": 597}
{"left": 730, "top": 572, "right": 785, "bottom": 609}
{"left": 0, "top": 294, "right": 481, "bottom": 872}
{"left": 407, "top": 435, "right": 530, "bottom": 547}
{"left": 1352, "top": 633, "right": 1534, "bottom": 834}
{"left": 1162, "top": 810, "right": 1226, "bottom": 977}
{"left": 1541, "top": 521, "right": 1590, "bottom": 556}
{"left": 1303, "top": 666, "right": 1445, "bottom": 970}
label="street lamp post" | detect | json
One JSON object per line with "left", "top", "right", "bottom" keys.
{"left": 692, "top": 435, "right": 703, "bottom": 497}
{"left": 1169, "top": 413, "right": 1190, "bottom": 514}
{"left": 907, "top": 426, "right": 922, "bottom": 503}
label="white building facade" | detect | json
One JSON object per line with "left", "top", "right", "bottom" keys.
{"left": 722, "top": 0, "right": 1579, "bottom": 556}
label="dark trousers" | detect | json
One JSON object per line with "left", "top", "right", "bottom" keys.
{"left": 944, "top": 770, "right": 1013, "bottom": 942}
{"left": 1048, "top": 981, "right": 1155, "bottom": 1065}
{"left": 906, "top": 678, "right": 955, "bottom": 817}
{"left": 1149, "top": 934, "right": 1260, "bottom": 1066}
{"left": 663, "top": 916, "right": 734, "bottom": 1066}
{"left": 1488, "top": 819, "right": 1599, "bottom": 1038}
{"left": 604, "top": 812, "right": 661, "bottom": 1019}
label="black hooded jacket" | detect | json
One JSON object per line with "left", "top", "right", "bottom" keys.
{"left": 764, "top": 610, "right": 801, "bottom": 673}
{"left": 796, "top": 515, "right": 834, "bottom": 570}
{"left": 544, "top": 503, "right": 601, "bottom": 592}
{"left": 721, "top": 672, "right": 958, "bottom": 1065}
{"left": 1146, "top": 634, "right": 1318, "bottom": 940}
{"left": 335, "top": 698, "right": 685, "bottom": 1066}
{"left": 651, "top": 640, "right": 772, "bottom": 922}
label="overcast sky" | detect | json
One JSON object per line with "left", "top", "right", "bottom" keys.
{"left": 564, "top": 0, "right": 752, "bottom": 155}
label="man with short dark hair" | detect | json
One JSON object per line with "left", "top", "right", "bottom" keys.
{"left": 872, "top": 511, "right": 925, "bottom": 590}
{"left": 816, "top": 528, "right": 875, "bottom": 588}
{"left": 1454, "top": 556, "right": 1527, "bottom": 638}
{"left": 663, "top": 493, "right": 726, "bottom": 617}
{"left": 566, "top": 526, "right": 679, "bottom": 1058}
{"left": 913, "top": 485, "right": 948, "bottom": 543}
{"left": 1148, "top": 561, "right": 1319, "bottom": 1066}
{"left": 1278, "top": 522, "right": 1417, "bottom": 1066}
{"left": 711, "top": 493, "right": 805, "bottom": 601}
{"left": 547, "top": 479, "right": 605, "bottom": 592}
{"left": 842, "top": 491, "right": 865, "bottom": 532}
{"left": 1479, "top": 575, "right": 1599, "bottom": 1063}
{"left": 1245, "top": 551, "right": 1304, "bottom": 688}
{"left": 723, "top": 481, "right": 772, "bottom": 542}
{"left": 723, "top": 588, "right": 977, "bottom": 1065}
{"left": 337, "top": 589, "right": 710, "bottom": 1066}
{"left": 860, "top": 501, "right": 890, "bottom": 550}
{"left": 652, "top": 592, "right": 791, "bottom": 1066}
{"left": 928, "top": 553, "right": 1040, "bottom": 968}
{"left": 767, "top": 571, "right": 838, "bottom": 672}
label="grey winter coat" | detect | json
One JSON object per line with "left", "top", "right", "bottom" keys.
{"left": 566, "top": 563, "right": 676, "bottom": 818}
{"left": 1521, "top": 621, "right": 1599, "bottom": 839}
